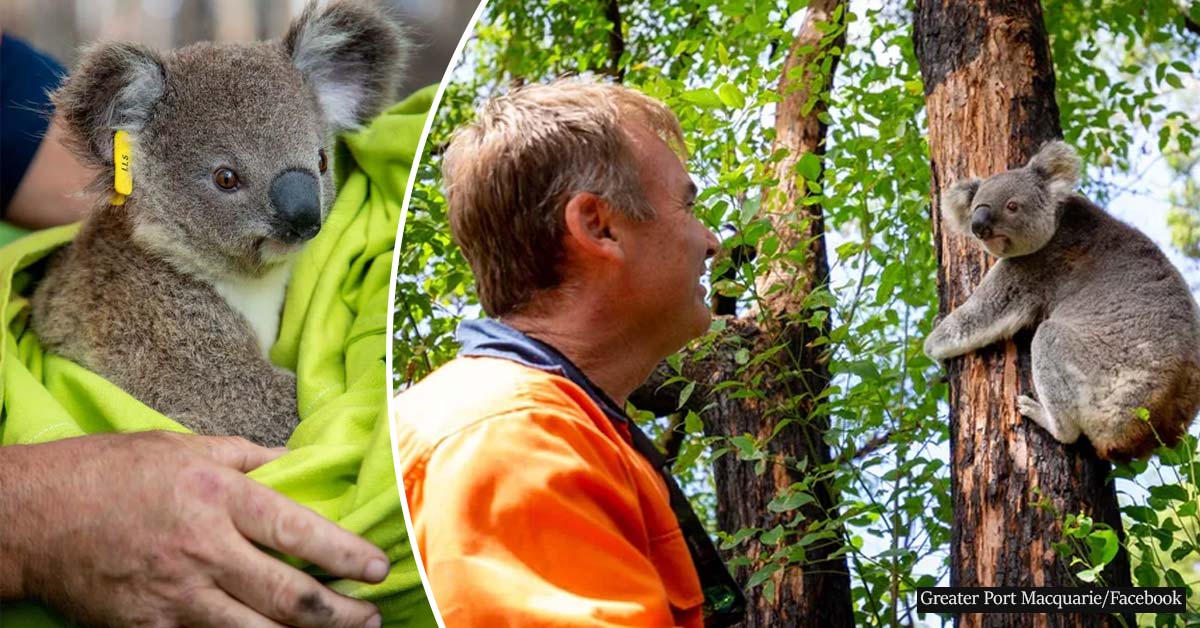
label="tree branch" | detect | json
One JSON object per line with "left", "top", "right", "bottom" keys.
{"left": 834, "top": 430, "right": 895, "bottom": 465}
{"left": 628, "top": 317, "right": 762, "bottom": 416}
{"left": 604, "top": 0, "right": 626, "bottom": 82}
{"left": 1185, "top": 13, "right": 1200, "bottom": 37}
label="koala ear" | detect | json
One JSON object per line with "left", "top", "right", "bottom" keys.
{"left": 1027, "top": 140, "right": 1080, "bottom": 200}
{"left": 52, "top": 42, "right": 165, "bottom": 169}
{"left": 284, "top": 1, "right": 408, "bottom": 132}
{"left": 940, "top": 178, "right": 981, "bottom": 236}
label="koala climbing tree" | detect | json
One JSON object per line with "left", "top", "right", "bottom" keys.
{"left": 914, "top": 0, "right": 1133, "bottom": 626}
{"left": 32, "top": 1, "right": 407, "bottom": 447}
{"left": 927, "top": 141, "right": 1200, "bottom": 462}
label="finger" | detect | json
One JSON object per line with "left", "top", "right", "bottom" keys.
{"left": 181, "top": 587, "right": 287, "bottom": 628}
{"left": 215, "top": 537, "right": 382, "bottom": 628}
{"left": 227, "top": 480, "right": 390, "bottom": 584}
{"left": 194, "top": 435, "right": 287, "bottom": 472}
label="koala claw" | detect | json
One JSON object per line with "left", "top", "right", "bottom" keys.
{"left": 1016, "top": 395, "right": 1044, "bottom": 421}
{"left": 923, "top": 334, "right": 953, "bottom": 361}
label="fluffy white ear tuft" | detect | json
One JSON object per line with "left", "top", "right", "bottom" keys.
{"left": 1028, "top": 140, "right": 1081, "bottom": 200}
{"left": 284, "top": 1, "right": 408, "bottom": 132}
{"left": 52, "top": 42, "right": 166, "bottom": 169}
{"left": 941, "top": 178, "right": 980, "bottom": 236}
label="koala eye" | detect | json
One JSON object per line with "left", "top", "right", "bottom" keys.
{"left": 318, "top": 149, "right": 328, "bottom": 174}
{"left": 1006, "top": 200, "right": 1019, "bottom": 212}
{"left": 213, "top": 167, "right": 240, "bottom": 191}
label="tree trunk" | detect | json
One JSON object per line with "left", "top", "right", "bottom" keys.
{"left": 604, "top": 0, "right": 626, "bottom": 82}
{"left": 635, "top": 2, "right": 853, "bottom": 626}
{"left": 913, "top": 2, "right": 1132, "bottom": 626}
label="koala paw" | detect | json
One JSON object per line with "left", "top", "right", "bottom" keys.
{"left": 923, "top": 332, "right": 953, "bottom": 361}
{"left": 1016, "top": 394, "right": 1045, "bottom": 422}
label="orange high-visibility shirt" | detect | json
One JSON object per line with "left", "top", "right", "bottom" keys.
{"left": 392, "top": 356, "right": 705, "bottom": 627}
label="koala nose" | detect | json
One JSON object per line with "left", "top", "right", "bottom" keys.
{"left": 970, "top": 205, "right": 993, "bottom": 240}
{"left": 269, "top": 170, "right": 322, "bottom": 242}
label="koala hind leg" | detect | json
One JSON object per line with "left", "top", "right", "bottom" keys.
{"left": 1022, "top": 321, "right": 1096, "bottom": 444}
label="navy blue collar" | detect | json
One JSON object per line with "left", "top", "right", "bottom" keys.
{"left": 456, "top": 318, "right": 628, "bottom": 425}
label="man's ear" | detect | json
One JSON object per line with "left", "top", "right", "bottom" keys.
{"left": 284, "top": 0, "right": 409, "bottom": 132}
{"left": 940, "top": 178, "right": 980, "bottom": 237}
{"left": 563, "top": 192, "right": 623, "bottom": 263}
{"left": 52, "top": 42, "right": 165, "bottom": 170}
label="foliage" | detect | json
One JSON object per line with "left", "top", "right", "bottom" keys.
{"left": 392, "top": 0, "right": 1200, "bottom": 625}
{"left": 1042, "top": 0, "right": 1200, "bottom": 261}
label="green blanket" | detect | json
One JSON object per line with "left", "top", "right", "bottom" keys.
{"left": 0, "top": 87, "right": 438, "bottom": 628}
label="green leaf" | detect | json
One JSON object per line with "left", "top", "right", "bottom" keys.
{"left": 760, "top": 524, "right": 785, "bottom": 545}
{"left": 1150, "top": 484, "right": 1188, "bottom": 502}
{"left": 1076, "top": 566, "right": 1100, "bottom": 583}
{"left": 718, "top": 83, "right": 747, "bottom": 109}
{"left": 681, "top": 88, "right": 724, "bottom": 108}
{"left": 795, "top": 151, "right": 822, "bottom": 181}
{"left": 738, "top": 197, "right": 761, "bottom": 223}
{"left": 677, "top": 381, "right": 696, "bottom": 410}
{"left": 767, "top": 491, "right": 816, "bottom": 512}
{"left": 1165, "top": 568, "right": 1186, "bottom": 588}
{"left": 1125, "top": 505, "right": 1158, "bottom": 524}
{"left": 1135, "top": 560, "right": 1161, "bottom": 587}
{"left": 1087, "top": 529, "right": 1119, "bottom": 566}
{"left": 747, "top": 562, "right": 781, "bottom": 588}
{"left": 730, "top": 434, "right": 758, "bottom": 458}
{"left": 720, "top": 527, "right": 759, "bottom": 550}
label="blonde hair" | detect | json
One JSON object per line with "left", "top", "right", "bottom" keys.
{"left": 443, "top": 79, "right": 685, "bottom": 317}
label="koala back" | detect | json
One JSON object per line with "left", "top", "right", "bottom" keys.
{"left": 1010, "top": 195, "right": 1200, "bottom": 459}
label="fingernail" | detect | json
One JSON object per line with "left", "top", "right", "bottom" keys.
{"left": 365, "top": 559, "right": 389, "bottom": 582}
{"left": 364, "top": 613, "right": 382, "bottom": 628}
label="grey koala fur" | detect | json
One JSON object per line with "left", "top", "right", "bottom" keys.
{"left": 924, "top": 141, "right": 1200, "bottom": 461}
{"left": 32, "top": 1, "right": 407, "bottom": 447}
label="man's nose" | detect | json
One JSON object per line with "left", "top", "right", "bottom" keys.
{"left": 703, "top": 226, "right": 720, "bottom": 259}
{"left": 270, "top": 169, "right": 322, "bottom": 242}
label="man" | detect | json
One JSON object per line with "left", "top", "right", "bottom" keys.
{"left": 1, "top": 31, "right": 93, "bottom": 238}
{"left": 0, "top": 32, "right": 388, "bottom": 628}
{"left": 393, "top": 81, "right": 742, "bottom": 626}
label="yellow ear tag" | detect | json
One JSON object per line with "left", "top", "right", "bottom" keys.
{"left": 111, "top": 130, "right": 133, "bottom": 206}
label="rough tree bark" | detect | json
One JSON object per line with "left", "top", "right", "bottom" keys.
{"left": 913, "top": 1, "right": 1132, "bottom": 626}
{"left": 633, "top": 2, "right": 853, "bottom": 626}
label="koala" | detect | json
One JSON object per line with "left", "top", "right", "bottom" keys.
{"left": 924, "top": 141, "right": 1200, "bottom": 461}
{"left": 31, "top": 1, "right": 407, "bottom": 447}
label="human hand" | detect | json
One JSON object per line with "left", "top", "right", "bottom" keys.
{"left": 0, "top": 431, "right": 387, "bottom": 627}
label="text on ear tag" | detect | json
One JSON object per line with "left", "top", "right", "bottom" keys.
{"left": 112, "top": 130, "right": 133, "bottom": 204}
